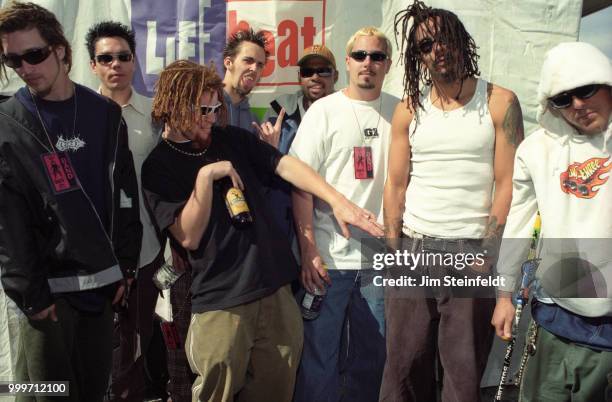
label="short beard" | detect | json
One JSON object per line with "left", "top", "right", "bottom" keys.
{"left": 28, "top": 52, "right": 62, "bottom": 98}
{"left": 357, "top": 82, "right": 376, "bottom": 90}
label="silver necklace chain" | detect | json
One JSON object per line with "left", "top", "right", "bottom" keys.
{"left": 163, "top": 138, "right": 208, "bottom": 157}
{"left": 346, "top": 90, "right": 383, "bottom": 142}
{"left": 28, "top": 84, "right": 78, "bottom": 153}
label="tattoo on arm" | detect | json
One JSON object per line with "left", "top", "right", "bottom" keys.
{"left": 502, "top": 96, "right": 524, "bottom": 148}
{"left": 482, "top": 216, "right": 505, "bottom": 253}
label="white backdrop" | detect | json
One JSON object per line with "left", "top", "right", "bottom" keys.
{"left": 0, "top": 0, "right": 582, "bottom": 134}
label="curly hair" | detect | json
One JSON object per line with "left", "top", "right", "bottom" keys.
{"left": 0, "top": 1, "right": 71, "bottom": 82}
{"left": 152, "top": 60, "right": 227, "bottom": 133}
{"left": 85, "top": 21, "right": 136, "bottom": 61}
{"left": 394, "top": 0, "right": 480, "bottom": 115}
{"left": 222, "top": 28, "right": 268, "bottom": 68}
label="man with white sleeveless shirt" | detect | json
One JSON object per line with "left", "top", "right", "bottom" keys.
{"left": 381, "top": 2, "right": 524, "bottom": 401}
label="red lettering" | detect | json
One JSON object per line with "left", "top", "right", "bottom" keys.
{"left": 227, "top": 10, "right": 250, "bottom": 37}
{"left": 227, "top": 10, "right": 322, "bottom": 76}
{"left": 301, "top": 17, "right": 316, "bottom": 50}
{"left": 277, "top": 20, "right": 298, "bottom": 67}
{"left": 261, "top": 30, "right": 275, "bottom": 78}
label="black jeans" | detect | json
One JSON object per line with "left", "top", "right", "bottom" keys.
{"left": 112, "top": 251, "right": 164, "bottom": 401}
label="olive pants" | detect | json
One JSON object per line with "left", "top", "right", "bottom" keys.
{"left": 520, "top": 324, "right": 612, "bottom": 402}
{"left": 185, "top": 285, "right": 303, "bottom": 402}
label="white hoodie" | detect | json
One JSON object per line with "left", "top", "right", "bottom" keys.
{"left": 497, "top": 42, "right": 612, "bottom": 317}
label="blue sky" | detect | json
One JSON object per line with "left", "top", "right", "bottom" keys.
{"left": 579, "top": 5, "right": 612, "bottom": 57}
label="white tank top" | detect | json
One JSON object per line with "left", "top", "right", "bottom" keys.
{"left": 403, "top": 78, "right": 495, "bottom": 239}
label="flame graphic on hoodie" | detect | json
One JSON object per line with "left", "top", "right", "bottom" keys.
{"left": 560, "top": 156, "right": 611, "bottom": 199}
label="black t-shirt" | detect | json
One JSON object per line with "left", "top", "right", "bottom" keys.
{"left": 142, "top": 125, "right": 299, "bottom": 313}
{"left": 16, "top": 85, "right": 110, "bottom": 226}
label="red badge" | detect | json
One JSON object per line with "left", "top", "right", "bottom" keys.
{"left": 41, "top": 152, "right": 79, "bottom": 194}
{"left": 354, "top": 146, "right": 374, "bottom": 179}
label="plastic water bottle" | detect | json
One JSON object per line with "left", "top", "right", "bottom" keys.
{"left": 301, "top": 263, "right": 328, "bottom": 320}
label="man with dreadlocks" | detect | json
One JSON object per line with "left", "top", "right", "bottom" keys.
{"left": 141, "top": 60, "right": 383, "bottom": 402}
{"left": 381, "top": 2, "right": 524, "bottom": 401}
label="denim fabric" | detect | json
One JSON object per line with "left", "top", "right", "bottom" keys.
{"left": 532, "top": 300, "right": 612, "bottom": 351}
{"left": 263, "top": 115, "right": 300, "bottom": 244}
{"left": 293, "top": 269, "right": 386, "bottom": 402}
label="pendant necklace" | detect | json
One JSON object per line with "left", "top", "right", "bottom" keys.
{"left": 29, "top": 84, "right": 82, "bottom": 152}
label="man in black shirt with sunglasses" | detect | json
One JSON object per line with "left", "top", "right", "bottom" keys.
{"left": 0, "top": 3, "right": 141, "bottom": 401}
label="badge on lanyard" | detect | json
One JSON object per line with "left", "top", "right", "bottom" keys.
{"left": 353, "top": 146, "right": 374, "bottom": 179}
{"left": 41, "top": 152, "right": 79, "bottom": 194}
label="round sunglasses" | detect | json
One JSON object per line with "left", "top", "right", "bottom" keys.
{"left": 1, "top": 46, "right": 52, "bottom": 69}
{"left": 548, "top": 84, "right": 601, "bottom": 109}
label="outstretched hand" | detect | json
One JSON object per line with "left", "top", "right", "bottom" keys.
{"left": 331, "top": 195, "right": 384, "bottom": 238}
{"left": 252, "top": 108, "right": 286, "bottom": 149}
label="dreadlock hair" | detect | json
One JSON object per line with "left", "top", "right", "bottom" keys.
{"left": 394, "top": 0, "right": 480, "bottom": 115}
{"left": 0, "top": 1, "right": 72, "bottom": 83}
{"left": 222, "top": 28, "right": 268, "bottom": 69}
{"left": 152, "top": 60, "right": 227, "bottom": 134}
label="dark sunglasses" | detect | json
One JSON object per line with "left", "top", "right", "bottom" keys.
{"left": 200, "top": 102, "right": 222, "bottom": 116}
{"left": 300, "top": 66, "right": 333, "bottom": 78}
{"left": 95, "top": 52, "right": 133, "bottom": 65}
{"left": 1, "top": 46, "right": 52, "bottom": 69}
{"left": 548, "top": 84, "right": 601, "bottom": 109}
{"left": 349, "top": 51, "right": 387, "bottom": 62}
{"left": 416, "top": 38, "right": 443, "bottom": 54}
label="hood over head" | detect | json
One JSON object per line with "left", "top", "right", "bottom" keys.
{"left": 536, "top": 42, "right": 612, "bottom": 136}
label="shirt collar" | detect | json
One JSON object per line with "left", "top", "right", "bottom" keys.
{"left": 223, "top": 90, "right": 250, "bottom": 110}
{"left": 98, "top": 86, "right": 146, "bottom": 115}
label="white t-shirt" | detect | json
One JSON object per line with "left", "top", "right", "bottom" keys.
{"left": 289, "top": 90, "right": 398, "bottom": 269}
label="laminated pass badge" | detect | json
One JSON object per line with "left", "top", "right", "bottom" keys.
{"left": 41, "top": 152, "right": 79, "bottom": 194}
{"left": 353, "top": 146, "right": 374, "bottom": 179}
